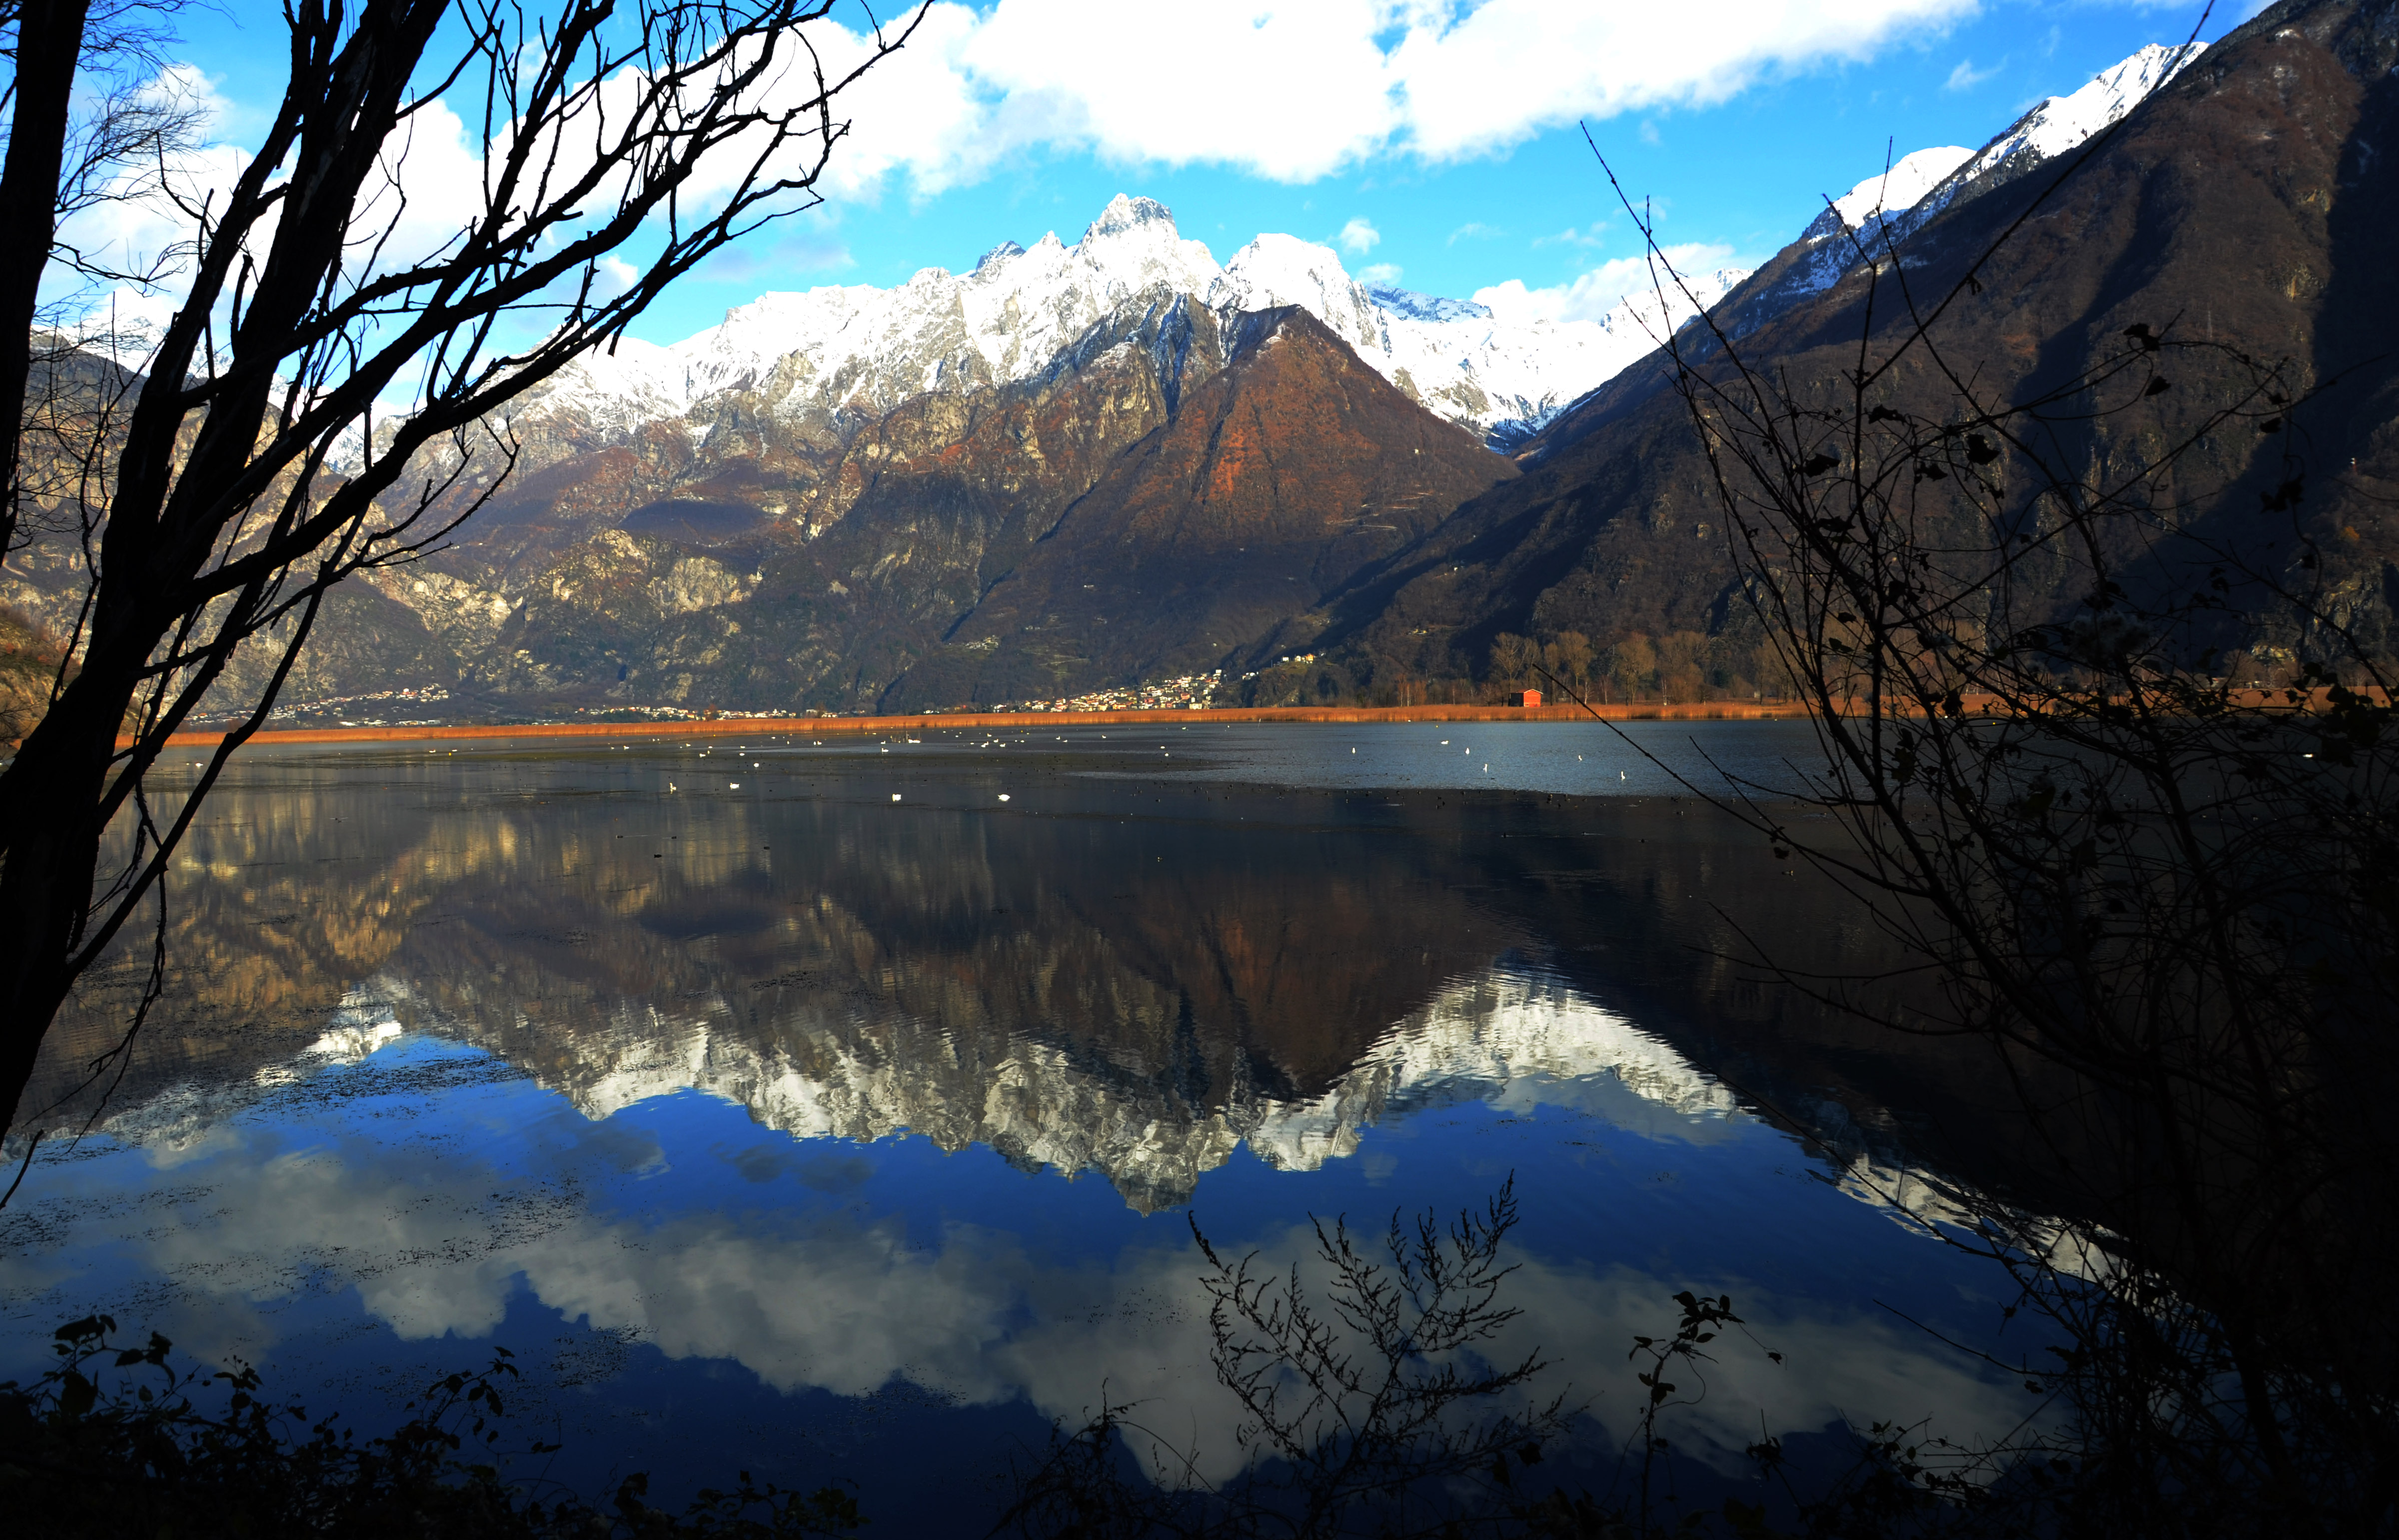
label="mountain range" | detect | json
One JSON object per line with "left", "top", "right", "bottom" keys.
{"left": 5, "top": 0, "right": 2391, "bottom": 722}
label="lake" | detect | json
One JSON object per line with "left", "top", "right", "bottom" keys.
{"left": 1, "top": 721, "right": 2052, "bottom": 1528}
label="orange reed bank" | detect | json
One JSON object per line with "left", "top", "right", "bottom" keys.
{"left": 128, "top": 700, "right": 1808, "bottom": 750}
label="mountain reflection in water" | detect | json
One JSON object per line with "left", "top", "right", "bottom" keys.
{"left": 3, "top": 726, "right": 2046, "bottom": 1525}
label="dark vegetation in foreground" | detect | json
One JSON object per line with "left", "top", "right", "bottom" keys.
{"left": 0, "top": 1316, "right": 866, "bottom": 1539}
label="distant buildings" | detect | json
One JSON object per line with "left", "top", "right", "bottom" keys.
{"left": 996, "top": 670, "right": 1224, "bottom": 714}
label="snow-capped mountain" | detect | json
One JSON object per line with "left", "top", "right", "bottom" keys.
{"left": 1892, "top": 42, "right": 2209, "bottom": 239}
{"left": 489, "top": 40, "right": 2203, "bottom": 477}
{"left": 1943, "top": 42, "right": 2208, "bottom": 195}
{"left": 105, "top": 964, "right": 1743, "bottom": 1214}
{"left": 1772, "top": 41, "right": 2208, "bottom": 305}
{"left": 525, "top": 195, "right": 1738, "bottom": 452}
{"left": 1806, "top": 145, "right": 1977, "bottom": 240}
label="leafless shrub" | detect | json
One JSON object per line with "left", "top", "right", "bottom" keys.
{"left": 1000, "top": 1177, "right": 1574, "bottom": 1540}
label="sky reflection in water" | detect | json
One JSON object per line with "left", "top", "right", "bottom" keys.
{"left": 1, "top": 724, "right": 2039, "bottom": 1526}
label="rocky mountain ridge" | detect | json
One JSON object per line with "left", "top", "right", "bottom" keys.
{"left": 517, "top": 195, "right": 1745, "bottom": 459}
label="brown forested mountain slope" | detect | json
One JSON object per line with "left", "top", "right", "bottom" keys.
{"left": 887, "top": 308, "right": 1514, "bottom": 710}
{"left": 449, "top": 301, "right": 1233, "bottom": 713}
{"left": 1309, "top": 0, "right": 2399, "bottom": 693}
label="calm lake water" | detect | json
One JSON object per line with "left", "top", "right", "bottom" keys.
{"left": 2, "top": 721, "right": 2049, "bottom": 1527}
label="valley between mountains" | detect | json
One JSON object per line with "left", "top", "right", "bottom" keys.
{"left": 8, "top": 1, "right": 2394, "bottom": 726}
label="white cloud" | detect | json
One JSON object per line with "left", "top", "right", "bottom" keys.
{"left": 1533, "top": 223, "right": 1609, "bottom": 250}
{"left": 1356, "top": 261, "right": 1403, "bottom": 284}
{"left": 1944, "top": 56, "right": 2003, "bottom": 89}
{"left": 60, "top": 0, "right": 1979, "bottom": 337}
{"left": 47, "top": 0, "right": 1979, "bottom": 367}
{"left": 1475, "top": 244, "right": 1738, "bottom": 325}
{"left": 1447, "top": 221, "right": 1502, "bottom": 245}
{"left": 1382, "top": 0, "right": 1977, "bottom": 163}
{"left": 595, "top": 255, "right": 640, "bottom": 298}
{"left": 810, "top": 0, "right": 1983, "bottom": 189}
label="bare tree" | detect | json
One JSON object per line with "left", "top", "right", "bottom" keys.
{"left": 0, "top": 0, "right": 921, "bottom": 1142}
{"left": 0, "top": 0, "right": 209, "bottom": 552}
{"left": 1001, "top": 1179, "right": 1573, "bottom": 1540}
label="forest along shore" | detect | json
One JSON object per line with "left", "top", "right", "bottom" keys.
{"left": 116, "top": 700, "right": 1808, "bottom": 750}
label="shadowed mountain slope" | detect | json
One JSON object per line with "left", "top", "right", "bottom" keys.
{"left": 1307, "top": 0, "right": 2399, "bottom": 685}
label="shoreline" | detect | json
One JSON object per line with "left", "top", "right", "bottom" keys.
{"left": 121, "top": 700, "right": 1810, "bottom": 750}
{"left": 103, "top": 684, "right": 2375, "bottom": 752}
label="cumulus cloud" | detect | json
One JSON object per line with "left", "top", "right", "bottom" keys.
{"left": 1356, "top": 261, "right": 1403, "bottom": 284}
{"left": 56, "top": 0, "right": 1980, "bottom": 342}
{"left": 812, "top": 0, "right": 1982, "bottom": 189}
{"left": 1381, "top": 0, "right": 1975, "bottom": 163}
{"left": 47, "top": 18, "right": 910, "bottom": 346}
{"left": 1475, "top": 244, "right": 1739, "bottom": 325}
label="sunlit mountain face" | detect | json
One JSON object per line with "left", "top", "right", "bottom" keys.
{"left": 5, "top": 726, "right": 2065, "bottom": 1527}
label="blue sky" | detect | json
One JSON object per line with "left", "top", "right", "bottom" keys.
{"left": 146, "top": 1, "right": 2246, "bottom": 345}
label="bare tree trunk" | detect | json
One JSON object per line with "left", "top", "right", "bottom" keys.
{"left": 0, "top": 655, "right": 119, "bottom": 1130}
{"left": 0, "top": 0, "right": 94, "bottom": 563}
{"left": 0, "top": 0, "right": 916, "bottom": 1142}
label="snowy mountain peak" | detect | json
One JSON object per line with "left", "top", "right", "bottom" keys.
{"left": 1930, "top": 40, "right": 2207, "bottom": 212}
{"left": 974, "top": 239, "right": 1025, "bottom": 274}
{"left": 2025, "top": 42, "right": 2206, "bottom": 157}
{"left": 1083, "top": 193, "right": 1178, "bottom": 242}
{"left": 1817, "top": 145, "right": 1973, "bottom": 237}
{"left": 1367, "top": 284, "right": 1493, "bottom": 324}
{"left": 1761, "top": 39, "right": 2209, "bottom": 313}
{"left": 519, "top": 193, "right": 1754, "bottom": 456}
{"left": 1217, "top": 232, "right": 1386, "bottom": 356}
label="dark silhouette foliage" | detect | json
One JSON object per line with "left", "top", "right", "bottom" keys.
{"left": 0, "top": 1314, "right": 864, "bottom": 1537}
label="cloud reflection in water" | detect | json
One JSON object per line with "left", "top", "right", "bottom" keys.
{"left": 3, "top": 965, "right": 2026, "bottom": 1489}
